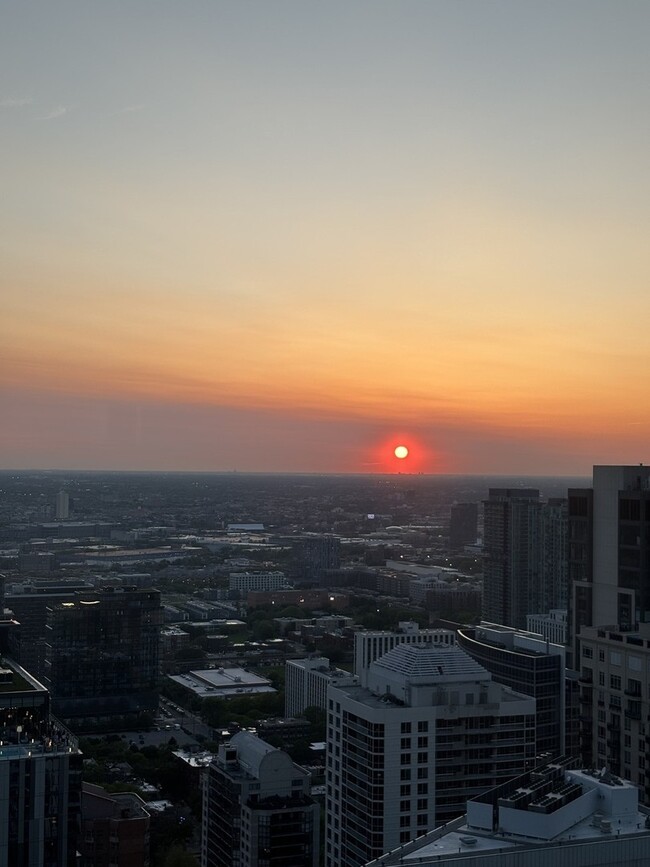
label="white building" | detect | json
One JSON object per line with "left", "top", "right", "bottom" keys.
{"left": 367, "top": 759, "right": 650, "bottom": 867}
{"left": 354, "top": 621, "right": 455, "bottom": 684}
{"left": 326, "top": 643, "right": 536, "bottom": 867}
{"left": 526, "top": 609, "right": 568, "bottom": 645}
{"left": 55, "top": 490, "right": 70, "bottom": 521}
{"left": 229, "top": 571, "right": 289, "bottom": 594}
{"left": 168, "top": 667, "right": 275, "bottom": 700}
{"left": 285, "top": 657, "right": 356, "bottom": 717}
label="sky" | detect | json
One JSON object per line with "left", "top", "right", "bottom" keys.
{"left": 2, "top": 1, "right": 649, "bottom": 474}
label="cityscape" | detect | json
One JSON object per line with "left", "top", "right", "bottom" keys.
{"left": 0, "top": 466, "right": 649, "bottom": 866}
{"left": 3, "top": 2, "right": 649, "bottom": 866}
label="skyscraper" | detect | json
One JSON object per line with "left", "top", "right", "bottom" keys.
{"left": 482, "top": 488, "right": 541, "bottom": 629}
{"left": 326, "top": 643, "right": 536, "bottom": 867}
{"left": 55, "top": 490, "right": 70, "bottom": 521}
{"left": 202, "top": 731, "right": 319, "bottom": 867}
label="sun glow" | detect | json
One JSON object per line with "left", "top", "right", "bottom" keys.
{"left": 394, "top": 445, "right": 409, "bottom": 459}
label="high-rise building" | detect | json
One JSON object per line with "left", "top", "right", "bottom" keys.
{"left": 569, "top": 465, "right": 650, "bottom": 663}
{"left": 483, "top": 490, "right": 568, "bottom": 630}
{"left": 482, "top": 488, "right": 541, "bottom": 629}
{"left": 202, "top": 731, "right": 319, "bottom": 867}
{"left": 285, "top": 657, "right": 355, "bottom": 717}
{"left": 448, "top": 502, "right": 478, "bottom": 551}
{"left": 44, "top": 587, "right": 161, "bottom": 728}
{"left": 353, "top": 621, "right": 455, "bottom": 683}
{"left": 326, "top": 643, "right": 536, "bottom": 867}
{"left": 0, "top": 657, "right": 82, "bottom": 866}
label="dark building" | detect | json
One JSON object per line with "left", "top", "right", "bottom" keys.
{"left": 448, "top": 502, "right": 478, "bottom": 551}
{"left": 0, "top": 657, "right": 82, "bottom": 866}
{"left": 203, "top": 731, "right": 319, "bottom": 867}
{"left": 292, "top": 535, "right": 341, "bottom": 583}
{"left": 44, "top": 587, "right": 162, "bottom": 728}
{"left": 457, "top": 623, "right": 575, "bottom": 761}
{"left": 79, "top": 784, "right": 150, "bottom": 867}
{"left": 6, "top": 580, "right": 93, "bottom": 680}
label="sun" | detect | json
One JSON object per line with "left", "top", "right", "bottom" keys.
{"left": 394, "top": 445, "right": 409, "bottom": 459}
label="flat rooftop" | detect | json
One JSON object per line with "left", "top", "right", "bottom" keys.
{"left": 168, "top": 667, "right": 275, "bottom": 699}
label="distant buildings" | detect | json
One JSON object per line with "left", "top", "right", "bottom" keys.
{"left": 367, "top": 758, "right": 650, "bottom": 867}
{"left": 291, "top": 535, "right": 341, "bottom": 583}
{"left": 246, "top": 589, "right": 350, "bottom": 610}
{"left": 285, "top": 657, "right": 355, "bottom": 717}
{"left": 44, "top": 587, "right": 162, "bottom": 728}
{"left": 326, "top": 643, "right": 536, "bottom": 867}
{"left": 202, "top": 731, "right": 319, "bottom": 867}
{"left": 229, "top": 571, "right": 290, "bottom": 595}
{"left": 55, "top": 489, "right": 70, "bottom": 521}
{"left": 0, "top": 657, "right": 82, "bottom": 865}
{"left": 526, "top": 608, "right": 568, "bottom": 645}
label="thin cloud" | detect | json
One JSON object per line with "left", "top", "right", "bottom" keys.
{"left": 1, "top": 97, "right": 33, "bottom": 108}
{"left": 37, "top": 105, "right": 70, "bottom": 120}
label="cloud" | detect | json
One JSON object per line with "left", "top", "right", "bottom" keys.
{"left": 37, "top": 105, "right": 69, "bottom": 120}
{"left": 1, "top": 97, "right": 33, "bottom": 108}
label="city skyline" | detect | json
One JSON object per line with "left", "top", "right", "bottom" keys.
{"left": 2, "top": 2, "right": 649, "bottom": 474}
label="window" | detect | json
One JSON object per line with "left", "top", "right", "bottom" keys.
{"left": 401, "top": 753, "right": 411, "bottom": 765}
{"left": 418, "top": 721, "right": 428, "bottom": 733}
{"left": 417, "top": 798, "right": 428, "bottom": 810}
{"left": 582, "top": 646, "right": 593, "bottom": 658}
{"left": 417, "top": 814, "right": 428, "bottom": 826}
{"left": 417, "top": 768, "right": 428, "bottom": 779}
{"left": 610, "top": 675, "right": 622, "bottom": 690}
{"left": 400, "top": 785, "right": 410, "bottom": 797}
{"left": 610, "top": 651, "right": 622, "bottom": 666}
{"left": 418, "top": 736, "right": 428, "bottom": 748}
{"left": 401, "top": 722, "right": 412, "bottom": 734}
{"left": 417, "top": 783, "right": 428, "bottom": 795}
{"left": 400, "top": 815, "right": 410, "bottom": 827}
{"left": 418, "top": 752, "right": 428, "bottom": 764}
{"left": 400, "top": 769, "right": 411, "bottom": 781}
{"left": 401, "top": 738, "right": 411, "bottom": 750}
{"left": 400, "top": 801, "right": 411, "bottom": 812}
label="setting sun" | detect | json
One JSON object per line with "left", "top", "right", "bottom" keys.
{"left": 394, "top": 445, "right": 409, "bottom": 459}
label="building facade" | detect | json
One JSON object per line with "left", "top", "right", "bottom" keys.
{"left": 326, "top": 643, "right": 536, "bottom": 867}
{"left": 79, "top": 784, "right": 150, "bottom": 867}
{"left": 44, "top": 587, "right": 161, "bottom": 728}
{"left": 285, "top": 657, "right": 355, "bottom": 717}
{"left": 202, "top": 731, "right": 319, "bottom": 867}
{"left": 449, "top": 502, "right": 478, "bottom": 551}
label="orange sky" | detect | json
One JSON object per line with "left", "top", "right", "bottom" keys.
{"left": 2, "top": 2, "right": 649, "bottom": 473}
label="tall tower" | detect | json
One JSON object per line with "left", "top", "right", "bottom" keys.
{"left": 482, "top": 488, "right": 541, "bottom": 629}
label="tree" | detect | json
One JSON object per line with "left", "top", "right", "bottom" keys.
{"left": 163, "top": 847, "right": 197, "bottom": 867}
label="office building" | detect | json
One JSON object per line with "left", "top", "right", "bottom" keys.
{"left": 0, "top": 657, "right": 82, "bottom": 866}
{"left": 353, "top": 621, "right": 455, "bottom": 684}
{"left": 449, "top": 502, "right": 478, "bottom": 551}
{"left": 285, "top": 657, "right": 355, "bottom": 717}
{"left": 326, "top": 643, "right": 536, "bottom": 867}
{"left": 457, "top": 622, "right": 572, "bottom": 760}
{"left": 79, "top": 784, "right": 150, "bottom": 867}
{"left": 367, "top": 758, "right": 650, "bottom": 867}
{"left": 202, "top": 731, "right": 319, "bottom": 867}
{"left": 44, "top": 587, "right": 161, "bottom": 728}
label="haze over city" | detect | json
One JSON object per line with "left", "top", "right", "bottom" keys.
{"left": 2, "top": 1, "right": 649, "bottom": 474}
